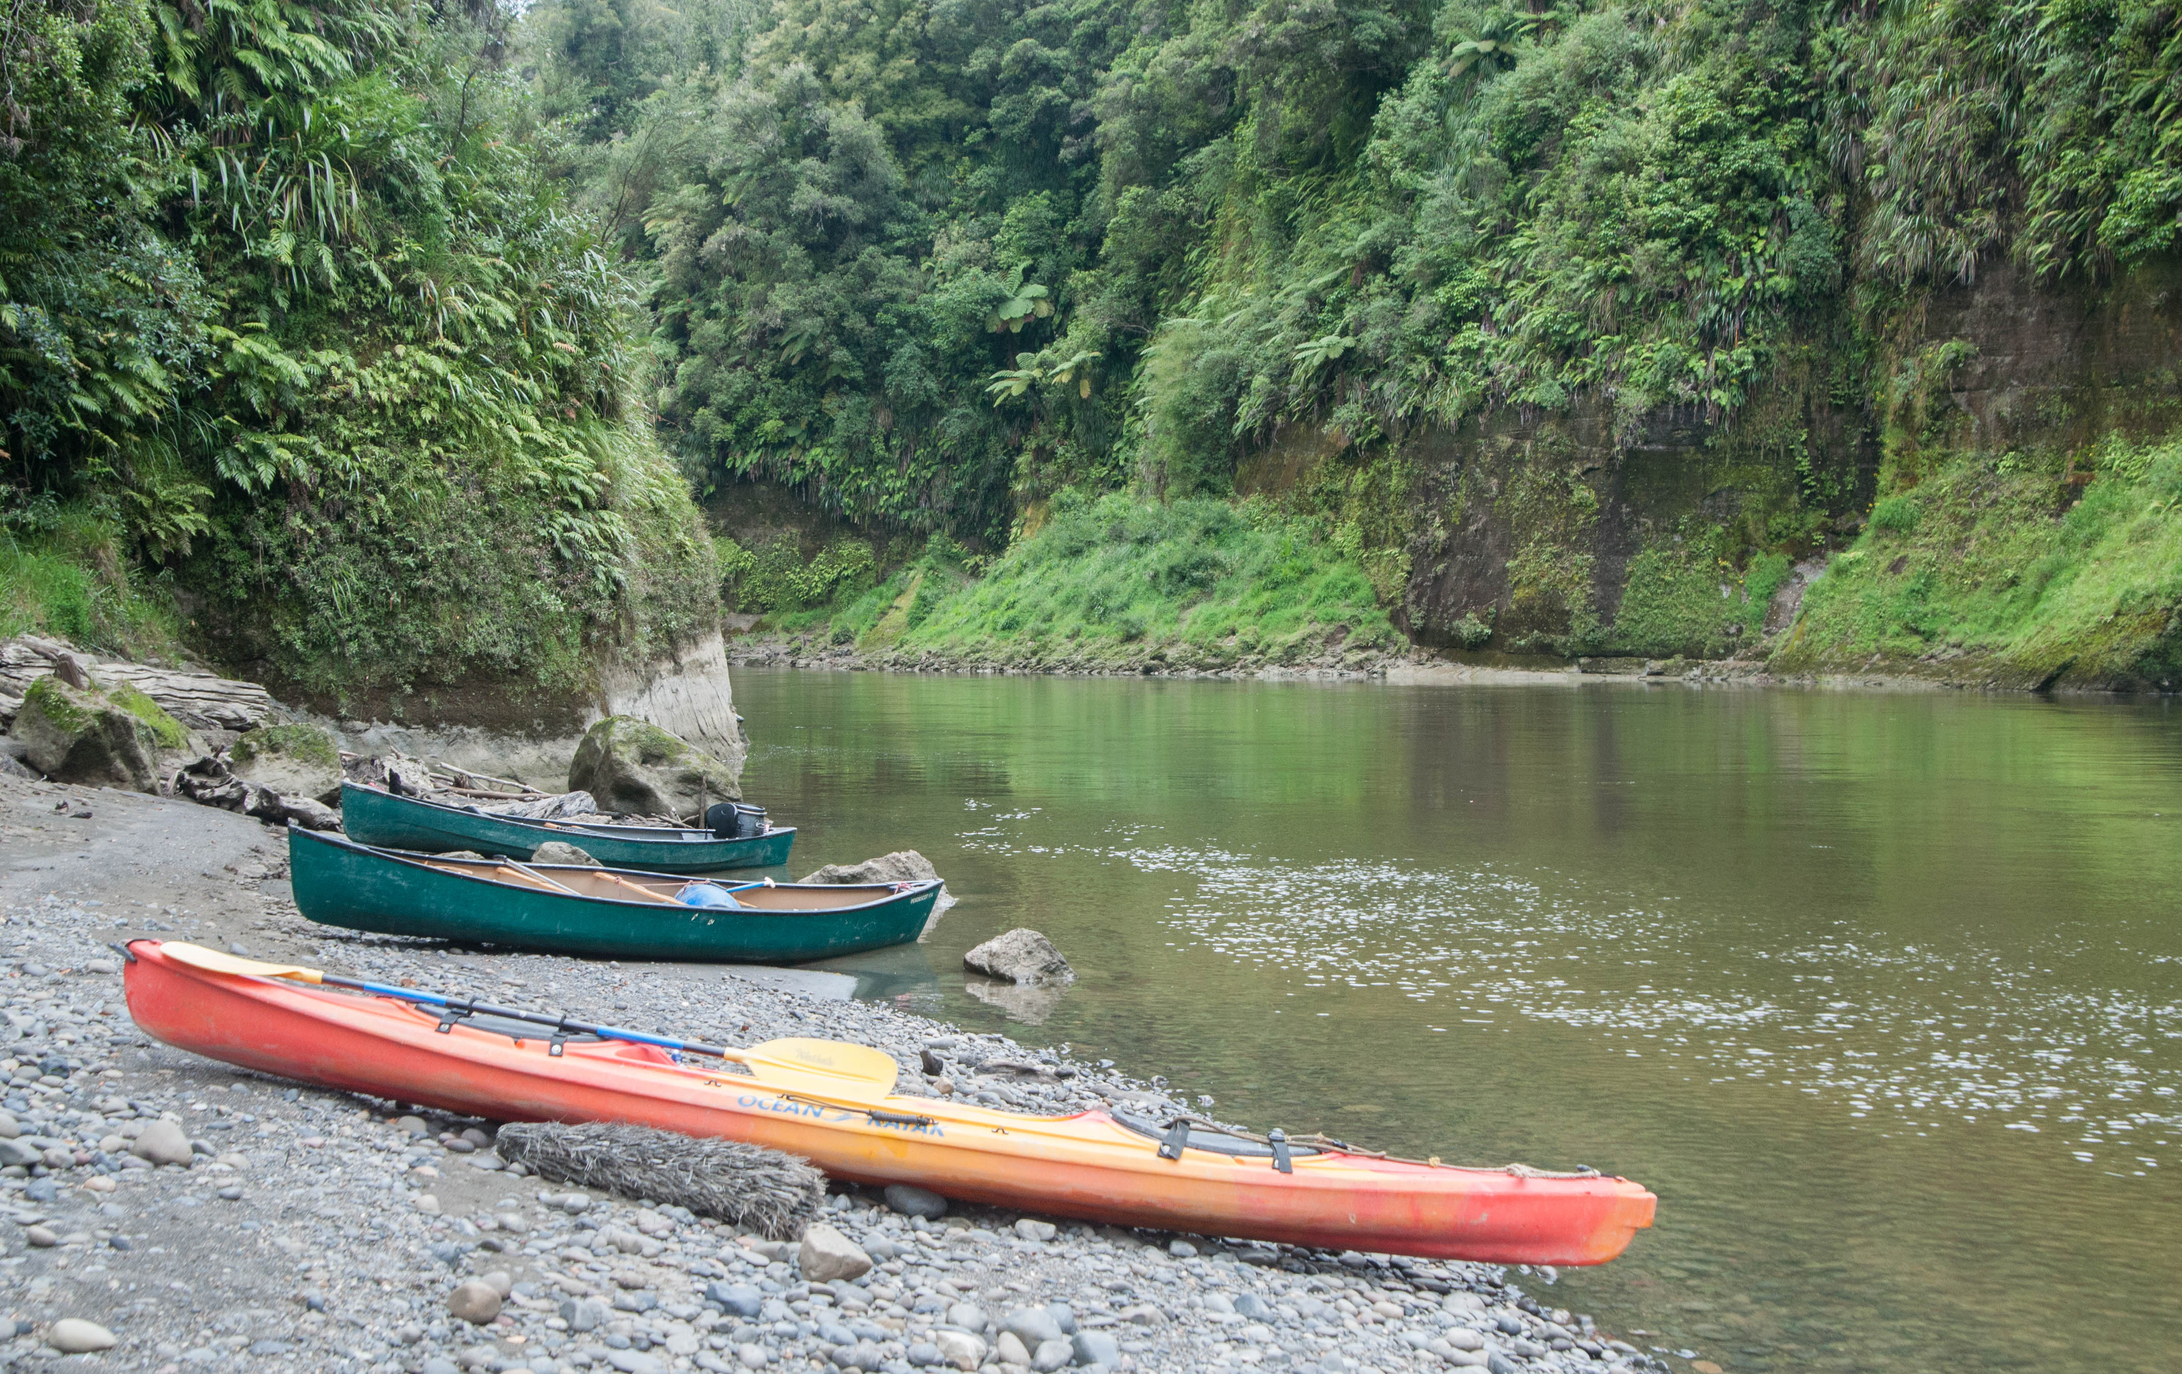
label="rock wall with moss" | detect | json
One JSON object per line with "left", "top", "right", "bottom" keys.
{"left": 1221, "top": 253, "right": 2182, "bottom": 685}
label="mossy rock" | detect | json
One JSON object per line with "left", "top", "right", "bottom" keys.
{"left": 230, "top": 723, "right": 344, "bottom": 805}
{"left": 568, "top": 715, "right": 741, "bottom": 820}
{"left": 106, "top": 684, "right": 192, "bottom": 752}
{"left": 8, "top": 677, "right": 159, "bottom": 793}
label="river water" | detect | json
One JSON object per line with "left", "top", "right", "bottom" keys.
{"left": 726, "top": 668, "right": 2182, "bottom": 1374}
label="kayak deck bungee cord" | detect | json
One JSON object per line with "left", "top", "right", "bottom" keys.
{"left": 119, "top": 940, "right": 1656, "bottom": 1265}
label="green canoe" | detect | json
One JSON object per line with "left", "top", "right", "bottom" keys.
{"left": 288, "top": 826, "right": 940, "bottom": 962}
{"left": 339, "top": 781, "right": 795, "bottom": 873}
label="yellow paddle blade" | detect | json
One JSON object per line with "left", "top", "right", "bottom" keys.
{"left": 740, "top": 1037, "right": 899, "bottom": 1103}
{"left": 156, "top": 942, "right": 325, "bottom": 984}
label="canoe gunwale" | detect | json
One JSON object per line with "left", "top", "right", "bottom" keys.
{"left": 297, "top": 826, "right": 927, "bottom": 916}
{"left": 288, "top": 826, "right": 937, "bottom": 961}
{"left": 338, "top": 782, "right": 797, "bottom": 872}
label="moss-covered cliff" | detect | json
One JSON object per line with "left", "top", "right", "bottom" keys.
{"left": 1209, "top": 255, "right": 2182, "bottom": 687}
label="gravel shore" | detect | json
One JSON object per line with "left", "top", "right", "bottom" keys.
{"left": 0, "top": 773, "right": 1664, "bottom": 1374}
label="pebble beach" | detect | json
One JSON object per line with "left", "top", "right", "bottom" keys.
{"left": 0, "top": 773, "right": 1666, "bottom": 1374}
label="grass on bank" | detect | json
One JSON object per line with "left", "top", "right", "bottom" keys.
{"left": 0, "top": 502, "right": 184, "bottom": 660}
{"left": 1777, "top": 436, "right": 2182, "bottom": 687}
{"left": 754, "top": 493, "right": 1404, "bottom": 669}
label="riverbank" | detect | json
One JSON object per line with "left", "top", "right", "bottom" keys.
{"left": 725, "top": 633, "right": 2121, "bottom": 697}
{"left": 718, "top": 438, "right": 2182, "bottom": 700}
{"left": 0, "top": 773, "right": 1666, "bottom": 1374}
{"left": 722, "top": 633, "right": 1401, "bottom": 683}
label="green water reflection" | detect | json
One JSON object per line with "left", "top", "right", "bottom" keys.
{"left": 730, "top": 668, "right": 2182, "bottom": 1374}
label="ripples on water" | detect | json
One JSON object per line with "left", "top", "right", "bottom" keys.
{"left": 733, "top": 670, "right": 2182, "bottom": 1374}
{"left": 957, "top": 815, "right": 2182, "bottom": 1178}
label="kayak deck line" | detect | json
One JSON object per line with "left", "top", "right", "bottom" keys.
{"left": 120, "top": 939, "right": 1658, "bottom": 1263}
{"left": 126, "top": 941, "right": 1614, "bottom": 1179}
{"left": 1114, "top": 1109, "right": 1606, "bottom": 1180}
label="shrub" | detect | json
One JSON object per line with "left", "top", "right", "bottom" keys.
{"left": 1870, "top": 495, "right": 1922, "bottom": 534}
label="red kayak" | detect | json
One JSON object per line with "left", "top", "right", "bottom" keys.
{"left": 121, "top": 940, "right": 1656, "bottom": 1264}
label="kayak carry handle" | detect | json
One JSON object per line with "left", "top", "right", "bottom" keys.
{"left": 547, "top": 1014, "right": 585, "bottom": 1057}
{"left": 1270, "top": 1127, "right": 1293, "bottom": 1174}
{"left": 1158, "top": 1118, "right": 1190, "bottom": 1161}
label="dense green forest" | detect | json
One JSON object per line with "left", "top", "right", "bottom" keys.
{"left": 514, "top": 0, "right": 2182, "bottom": 681}
{"left": 9, "top": 0, "right": 2182, "bottom": 693}
{"left": 1, "top": 0, "right": 714, "bottom": 715}
{"left": 519, "top": 0, "right": 2182, "bottom": 514}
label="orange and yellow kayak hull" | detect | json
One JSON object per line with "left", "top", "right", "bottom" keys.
{"left": 121, "top": 941, "right": 1654, "bottom": 1264}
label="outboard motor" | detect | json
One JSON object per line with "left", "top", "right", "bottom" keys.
{"left": 705, "top": 801, "right": 767, "bottom": 839}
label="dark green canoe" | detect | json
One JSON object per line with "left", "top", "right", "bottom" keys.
{"left": 339, "top": 781, "right": 794, "bottom": 873}
{"left": 288, "top": 826, "right": 939, "bottom": 962}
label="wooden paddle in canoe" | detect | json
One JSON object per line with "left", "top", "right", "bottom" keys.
{"left": 288, "top": 826, "right": 938, "bottom": 962}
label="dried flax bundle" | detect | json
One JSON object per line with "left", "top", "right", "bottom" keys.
{"left": 495, "top": 1121, "right": 824, "bottom": 1238}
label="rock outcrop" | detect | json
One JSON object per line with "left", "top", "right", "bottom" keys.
{"left": 963, "top": 929, "right": 1074, "bottom": 985}
{"left": 0, "top": 636, "right": 271, "bottom": 734}
{"left": 798, "top": 851, "right": 941, "bottom": 886}
{"left": 567, "top": 716, "right": 740, "bottom": 821}
{"left": 598, "top": 632, "right": 749, "bottom": 787}
{"left": 228, "top": 724, "right": 343, "bottom": 804}
{"left": 6, "top": 676, "right": 187, "bottom": 793}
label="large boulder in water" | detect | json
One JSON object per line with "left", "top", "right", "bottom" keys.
{"left": 7, "top": 676, "right": 185, "bottom": 793}
{"left": 963, "top": 929, "right": 1074, "bottom": 985}
{"left": 799, "top": 851, "right": 941, "bottom": 885}
{"left": 567, "top": 716, "right": 740, "bottom": 820}
{"left": 229, "top": 724, "right": 343, "bottom": 804}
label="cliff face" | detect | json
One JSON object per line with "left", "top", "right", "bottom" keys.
{"left": 1393, "top": 390, "right": 1868, "bottom": 658}
{"left": 1281, "top": 258, "right": 2182, "bottom": 682}
{"left": 1876, "top": 259, "right": 2182, "bottom": 477}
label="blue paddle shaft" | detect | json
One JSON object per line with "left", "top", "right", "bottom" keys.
{"left": 313, "top": 973, "right": 720, "bottom": 1059}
